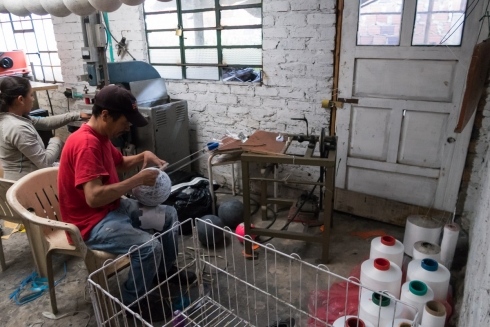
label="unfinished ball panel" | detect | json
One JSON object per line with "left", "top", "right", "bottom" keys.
{"left": 88, "top": 0, "right": 122, "bottom": 12}
{"left": 218, "top": 200, "right": 244, "bottom": 229}
{"left": 197, "top": 215, "right": 224, "bottom": 246}
{"left": 0, "top": 0, "right": 11, "bottom": 13}
{"left": 63, "top": 0, "right": 96, "bottom": 16}
{"left": 120, "top": 0, "right": 145, "bottom": 5}
{"left": 23, "top": 0, "right": 49, "bottom": 15}
{"left": 3, "top": 1, "right": 31, "bottom": 16}
{"left": 40, "top": 0, "right": 72, "bottom": 17}
{"left": 132, "top": 169, "right": 172, "bottom": 207}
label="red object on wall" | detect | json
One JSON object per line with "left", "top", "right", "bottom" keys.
{"left": 0, "top": 50, "right": 31, "bottom": 77}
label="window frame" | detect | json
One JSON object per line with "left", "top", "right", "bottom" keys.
{"left": 0, "top": 13, "right": 62, "bottom": 83}
{"left": 144, "top": 0, "right": 263, "bottom": 81}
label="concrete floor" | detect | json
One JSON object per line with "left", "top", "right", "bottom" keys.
{"left": 0, "top": 192, "right": 407, "bottom": 327}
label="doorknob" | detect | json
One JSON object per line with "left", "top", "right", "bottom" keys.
{"left": 447, "top": 137, "right": 456, "bottom": 143}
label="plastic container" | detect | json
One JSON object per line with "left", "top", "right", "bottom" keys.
{"left": 370, "top": 236, "right": 405, "bottom": 269}
{"left": 421, "top": 301, "right": 446, "bottom": 327}
{"left": 359, "top": 292, "right": 402, "bottom": 327}
{"left": 333, "top": 316, "right": 375, "bottom": 327}
{"left": 403, "top": 215, "right": 442, "bottom": 257}
{"left": 406, "top": 259, "right": 450, "bottom": 301}
{"left": 399, "top": 280, "right": 434, "bottom": 322}
{"left": 361, "top": 258, "right": 402, "bottom": 299}
{"left": 383, "top": 318, "right": 416, "bottom": 327}
{"left": 412, "top": 241, "right": 441, "bottom": 263}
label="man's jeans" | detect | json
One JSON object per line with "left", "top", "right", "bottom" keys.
{"left": 85, "top": 198, "right": 178, "bottom": 305}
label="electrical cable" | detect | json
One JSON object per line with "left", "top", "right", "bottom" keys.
{"left": 258, "top": 175, "right": 322, "bottom": 244}
{"left": 440, "top": 0, "right": 481, "bottom": 44}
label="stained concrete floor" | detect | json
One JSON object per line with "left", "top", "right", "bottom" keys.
{"left": 0, "top": 191, "right": 408, "bottom": 327}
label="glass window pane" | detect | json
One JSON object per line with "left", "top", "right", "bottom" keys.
{"left": 28, "top": 54, "right": 41, "bottom": 65}
{"left": 182, "top": 0, "right": 215, "bottom": 10}
{"left": 0, "top": 13, "right": 12, "bottom": 23}
{"left": 33, "top": 66, "right": 44, "bottom": 81}
{"left": 43, "top": 67, "right": 54, "bottom": 82}
{"left": 154, "top": 65, "right": 183, "bottom": 79}
{"left": 53, "top": 67, "right": 63, "bottom": 82}
{"left": 186, "top": 66, "right": 219, "bottom": 80}
{"left": 223, "top": 48, "right": 261, "bottom": 65}
{"left": 412, "top": 0, "right": 467, "bottom": 45}
{"left": 21, "top": 19, "right": 32, "bottom": 30}
{"left": 357, "top": 0, "right": 404, "bottom": 46}
{"left": 183, "top": 30, "right": 217, "bottom": 46}
{"left": 146, "top": 13, "right": 178, "bottom": 30}
{"left": 144, "top": 0, "right": 177, "bottom": 12}
{"left": 147, "top": 31, "right": 180, "bottom": 47}
{"left": 221, "top": 8, "right": 262, "bottom": 26}
{"left": 33, "top": 20, "right": 48, "bottom": 51}
{"left": 50, "top": 53, "right": 61, "bottom": 66}
{"left": 43, "top": 20, "right": 58, "bottom": 51}
{"left": 185, "top": 49, "right": 218, "bottom": 64}
{"left": 222, "top": 29, "right": 262, "bottom": 45}
{"left": 0, "top": 23, "right": 17, "bottom": 50}
{"left": 222, "top": 67, "right": 261, "bottom": 82}
{"left": 149, "top": 49, "right": 181, "bottom": 64}
{"left": 40, "top": 52, "right": 51, "bottom": 65}
{"left": 182, "top": 11, "right": 216, "bottom": 28}
{"left": 220, "top": 0, "right": 261, "bottom": 6}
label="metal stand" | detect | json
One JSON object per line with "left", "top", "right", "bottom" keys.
{"left": 241, "top": 135, "right": 337, "bottom": 263}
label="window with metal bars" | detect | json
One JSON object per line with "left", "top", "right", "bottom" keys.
{"left": 144, "top": 0, "right": 262, "bottom": 82}
{"left": 0, "top": 13, "right": 62, "bottom": 83}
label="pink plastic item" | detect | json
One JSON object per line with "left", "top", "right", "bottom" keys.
{"left": 235, "top": 223, "right": 256, "bottom": 243}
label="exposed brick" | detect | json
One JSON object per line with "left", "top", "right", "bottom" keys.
{"left": 307, "top": 13, "right": 336, "bottom": 25}
{"left": 264, "top": 1, "right": 290, "bottom": 12}
{"left": 216, "top": 94, "right": 238, "bottom": 105}
{"left": 255, "top": 87, "right": 280, "bottom": 97}
{"left": 291, "top": 0, "right": 321, "bottom": 11}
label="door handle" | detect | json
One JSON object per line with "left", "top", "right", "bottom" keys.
{"left": 447, "top": 137, "right": 456, "bottom": 143}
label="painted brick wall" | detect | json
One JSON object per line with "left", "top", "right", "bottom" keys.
{"left": 37, "top": 1, "right": 337, "bottom": 192}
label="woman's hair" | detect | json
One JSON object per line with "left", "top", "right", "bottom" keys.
{"left": 0, "top": 76, "right": 31, "bottom": 112}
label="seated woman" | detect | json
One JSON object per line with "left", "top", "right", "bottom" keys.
{"left": 0, "top": 76, "right": 91, "bottom": 180}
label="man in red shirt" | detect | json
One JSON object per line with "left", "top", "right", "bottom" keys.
{"left": 59, "top": 85, "right": 194, "bottom": 322}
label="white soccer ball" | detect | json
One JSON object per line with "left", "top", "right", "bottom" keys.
{"left": 119, "top": 0, "right": 144, "bottom": 6}
{"left": 88, "top": 0, "right": 122, "bottom": 12}
{"left": 40, "top": 0, "right": 71, "bottom": 17}
{"left": 23, "top": 0, "right": 49, "bottom": 15}
{"left": 63, "top": 0, "right": 95, "bottom": 16}
{"left": 132, "top": 168, "right": 172, "bottom": 207}
{"left": 3, "top": 1, "right": 31, "bottom": 16}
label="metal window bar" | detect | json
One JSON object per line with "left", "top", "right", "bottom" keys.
{"left": 144, "top": 0, "right": 263, "bottom": 81}
{"left": 88, "top": 218, "right": 421, "bottom": 327}
{"left": 0, "top": 13, "right": 62, "bottom": 83}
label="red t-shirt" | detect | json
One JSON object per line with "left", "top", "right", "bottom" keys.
{"left": 58, "top": 124, "right": 123, "bottom": 242}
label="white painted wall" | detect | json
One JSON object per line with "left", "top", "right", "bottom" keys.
{"left": 37, "top": 1, "right": 336, "bottom": 189}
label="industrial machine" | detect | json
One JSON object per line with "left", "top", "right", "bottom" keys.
{"left": 72, "top": 12, "right": 190, "bottom": 172}
{"left": 0, "top": 50, "right": 30, "bottom": 77}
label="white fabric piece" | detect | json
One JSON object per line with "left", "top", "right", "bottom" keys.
{"left": 138, "top": 205, "right": 166, "bottom": 231}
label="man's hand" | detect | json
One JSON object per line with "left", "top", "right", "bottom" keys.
{"left": 137, "top": 168, "right": 159, "bottom": 186}
{"left": 142, "top": 151, "right": 167, "bottom": 169}
{"left": 80, "top": 113, "right": 92, "bottom": 120}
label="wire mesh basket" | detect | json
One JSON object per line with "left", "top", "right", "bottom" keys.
{"left": 88, "top": 218, "right": 420, "bottom": 327}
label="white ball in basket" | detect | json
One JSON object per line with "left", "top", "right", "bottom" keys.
{"left": 132, "top": 168, "right": 172, "bottom": 206}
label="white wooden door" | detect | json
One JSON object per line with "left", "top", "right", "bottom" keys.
{"left": 336, "top": 0, "right": 484, "bottom": 213}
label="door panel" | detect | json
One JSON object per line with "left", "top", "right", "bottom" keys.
{"left": 336, "top": 0, "right": 482, "bottom": 214}
{"left": 398, "top": 111, "right": 448, "bottom": 168}
{"left": 346, "top": 167, "right": 437, "bottom": 206}
{"left": 353, "top": 59, "right": 457, "bottom": 101}
{"left": 349, "top": 107, "right": 391, "bottom": 161}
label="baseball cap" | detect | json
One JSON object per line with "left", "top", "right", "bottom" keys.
{"left": 94, "top": 85, "right": 148, "bottom": 127}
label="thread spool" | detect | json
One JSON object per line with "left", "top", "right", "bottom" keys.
{"left": 400, "top": 280, "right": 434, "bottom": 323}
{"left": 333, "top": 316, "right": 374, "bottom": 327}
{"left": 421, "top": 301, "right": 446, "bottom": 327}
{"left": 412, "top": 241, "right": 441, "bottom": 263}
{"left": 361, "top": 258, "right": 402, "bottom": 299}
{"left": 440, "top": 223, "right": 460, "bottom": 269}
{"left": 383, "top": 319, "right": 416, "bottom": 327}
{"left": 207, "top": 142, "right": 219, "bottom": 151}
{"left": 359, "top": 292, "right": 402, "bottom": 327}
{"left": 403, "top": 215, "right": 442, "bottom": 257}
{"left": 406, "top": 259, "right": 450, "bottom": 301}
{"left": 370, "top": 236, "right": 404, "bottom": 269}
